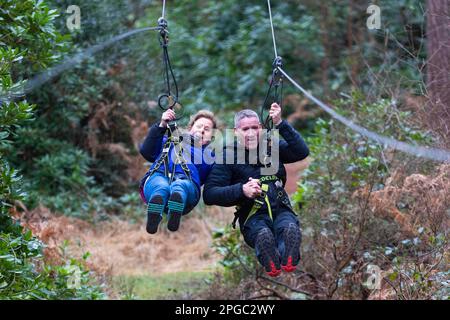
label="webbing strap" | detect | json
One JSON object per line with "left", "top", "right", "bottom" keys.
{"left": 148, "top": 128, "right": 192, "bottom": 183}
{"left": 244, "top": 183, "right": 271, "bottom": 226}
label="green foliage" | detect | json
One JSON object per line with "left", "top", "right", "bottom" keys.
{"left": 33, "top": 149, "right": 93, "bottom": 194}
{"left": 293, "top": 93, "right": 433, "bottom": 212}
{"left": 0, "top": 232, "right": 106, "bottom": 299}
{"left": 378, "top": 231, "right": 448, "bottom": 300}
{"left": 0, "top": 0, "right": 70, "bottom": 74}
{"left": 289, "top": 96, "right": 445, "bottom": 299}
{"left": 2, "top": 0, "right": 160, "bottom": 215}
{"left": 113, "top": 271, "right": 210, "bottom": 300}
{"left": 139, "top": 0, "right": 322, "bottom": 124}
{"left": 0, "top": 0, "right": 105, "bottom": 299}
{"left": 212, "top": 225, "right": 256, "bottom": 284}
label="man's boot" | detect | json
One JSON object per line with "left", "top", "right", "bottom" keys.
{"left": 255, "top": 228, "right": 281, "bottom": 277}
{"left": 281, "top": 223, "right": 301, "bottom": 272}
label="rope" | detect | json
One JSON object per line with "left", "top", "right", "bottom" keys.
{"left": 156, "top": 7, "right": 183, "bottom": 120}
{"left": 158, "top": 37, "right": 179, "bottom": 109}
{"left": 260, "top": 67, "right": 283, "bottom": 130}
{"left": 0, "top": 27, "right": 161, "bottom": 102}
{"left": 278, "top": 67, "right": 450, "bottom": 162}
{"left": 162, "top": 0, "right": 166, "bottom": 20}
{"left": 267, "top": 0, "right": 278, "bottom": 59}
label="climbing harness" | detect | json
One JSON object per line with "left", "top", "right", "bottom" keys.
{"left": 146, "top": 122, "right": 192, "bottom": 184}
{"left": 231, "top": 175, "right": 292, "bottom": 229}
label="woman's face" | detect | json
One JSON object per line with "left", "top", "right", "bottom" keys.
{"left": 189, "top": 117, "right": 214, "bottom": 145}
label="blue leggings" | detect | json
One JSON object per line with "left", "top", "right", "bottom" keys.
{"left": 143, "top": 172, "right": 200, "bottom": 215}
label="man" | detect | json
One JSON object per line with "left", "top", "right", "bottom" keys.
{"left": 203, "top": 103, "right": 309, "bottom": 277}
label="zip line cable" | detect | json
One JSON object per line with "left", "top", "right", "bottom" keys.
{"left": 264, "top": 1, "right": 449, "bottom": 162}
{"left": 0, "top": 27, "right": 160, "bottom": 103}
{"left": 267, "top": 0, "right": 278, "bottom": 59}
{"left": 162, "top": 0, "right": 166, "bottom": 20}
{"left": 278, "top": 67, "right": 450, "bottom": 162}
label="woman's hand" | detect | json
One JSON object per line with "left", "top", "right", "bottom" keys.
{"left": 160, "top": 109, "right": 176, "bottom": 127}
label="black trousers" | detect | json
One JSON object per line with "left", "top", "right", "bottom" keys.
{"left": 240, "top": 208, "right": 301, "bottom": 261}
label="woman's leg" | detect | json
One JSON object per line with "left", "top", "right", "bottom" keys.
{"left": 166, "top": 178, "right": 199, "bottom": 231}
{"left": 143, "top": 172, "right": 170, "bottom": 234}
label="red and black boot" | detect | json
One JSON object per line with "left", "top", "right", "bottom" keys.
{"left": 255, "top": 228, "right": 282, "bottom": 277}
{"left": 281, "top": 223, "right": 301, "bottom": 273}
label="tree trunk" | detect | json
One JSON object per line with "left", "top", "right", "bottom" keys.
{"left": 320, "top": 2, "right": 330, "bottom": 96}
{"left": 426, "top": 0, "right": 450, "bottom": 144}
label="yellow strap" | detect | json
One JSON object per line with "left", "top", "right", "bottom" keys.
{"left": 244, "top": 183, "right": 273, "bottom": 225}
{"left": 265, "top": 194, "right": 273, "bottom": 221}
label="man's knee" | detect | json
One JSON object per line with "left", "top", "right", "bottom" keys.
{"left": 241, "top": 216, "right": 272, "bottom": 248}
{"left": 274, "top": 211, "right": 300, "bottom": 234}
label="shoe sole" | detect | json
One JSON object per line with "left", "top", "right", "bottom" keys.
{"left": 167, "top": 192, "right": 184, "bottom": 232}
{"left": 255, "top": 229, "right": 281, "bottom": 277}
{"left": 146, "top": 195, "right": 164, "bottom": 234}
{"left": 281, "top": 223, "right": 301, "bottom": 272}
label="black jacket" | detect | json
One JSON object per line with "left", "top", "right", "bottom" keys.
{"left": 203, "top": 120, "right": 309, "bottom": 225}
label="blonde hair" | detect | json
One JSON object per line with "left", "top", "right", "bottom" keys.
{"left": 188, "top": 109, "right": 218, "bottom": 129}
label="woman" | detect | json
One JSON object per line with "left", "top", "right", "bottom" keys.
{"left": 139, "top": 109, "right": 217, "bottom": 234}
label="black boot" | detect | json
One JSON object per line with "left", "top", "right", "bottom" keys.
{"left": 255, "top": 228, "right": 281, "bottom": 277}
{"left": 167, "top": 192, "right": 185, "bottom": 232}
{"left": 280, "top": 223, "right": 301, "bottom": 272}
{"left": 146, "top": 195, "right": 164, "bottom": 234}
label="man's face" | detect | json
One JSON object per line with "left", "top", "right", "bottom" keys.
{"left": 235, "top": 116, "right": 262, "bottom": 150}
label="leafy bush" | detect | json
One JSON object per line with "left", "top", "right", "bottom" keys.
{"left": 212, "top": 225, "right": 256, "bottom": 285}
{"left": 290, "top": 96, "right": 446, "bottom": 299}
{"left": 0, "top": 229, "right": 106, "bottom": 299}
{"left": 0, "top": 0, "right": 105, "bottom": 299}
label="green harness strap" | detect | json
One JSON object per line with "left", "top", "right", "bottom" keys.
{"left": 244, "top": 184, "right": 273, "bottom": 226}
{"left": 242, "top": 175, "right": 281, "bottom": 226}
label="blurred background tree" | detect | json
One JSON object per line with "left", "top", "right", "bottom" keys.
{"left": 2, "top": 0, "right": 447, "bottom": 300}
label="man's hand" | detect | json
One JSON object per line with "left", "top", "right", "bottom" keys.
{"left": 160, "top": 109, "right": 176, "bottom": 127}
{"left": 242, "top": 177, "right": 262, "bottom": 199}
{"left": 269, "top": 103, "right": 282, "bottom": 126}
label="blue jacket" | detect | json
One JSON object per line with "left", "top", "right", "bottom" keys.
{"left": 139, "top": 123, "right": 214, "bottom": 194}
